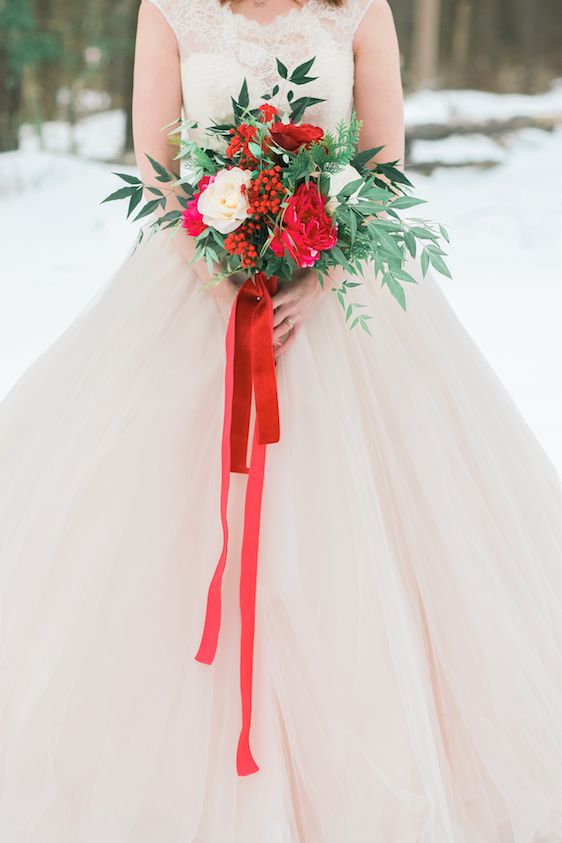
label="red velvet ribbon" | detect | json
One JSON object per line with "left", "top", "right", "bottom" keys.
{"left": 194, "top": 272, "right": 280, "bottom": 776}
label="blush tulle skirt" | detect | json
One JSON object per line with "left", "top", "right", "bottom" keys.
{"left": 1, "top": 228, "right": 562, "bottom": 842}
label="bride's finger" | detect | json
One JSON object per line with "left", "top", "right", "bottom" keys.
{"left": 271, "top": 287, "right": 294, "bottom": 311}
{"left": 272, "top": 319, "right": 295, "bottom": 345}
{"left": 272, "top": 305, "right": 296, "bottom": 330}
{"left": 274, "top": 325, "right": 299, "bottom": 358}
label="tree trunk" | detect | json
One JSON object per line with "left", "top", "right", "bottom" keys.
{"left": 451, "top": 0, "right": 473, "bottom": 85}
{"left": 124, "top": 0, "right": 138, "bottom": 151}
{"left": 520, "top": 0, "right": 538, "bottom": 91}
{"left": 0, "top": 54, "right": 22, "bottom": 151}
{"left": 411, "top": 0, "right": 442, "bottom": 89}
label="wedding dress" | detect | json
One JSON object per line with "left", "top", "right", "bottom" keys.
{"left": 1, "top": 0, "right": 562, "bottom": 840}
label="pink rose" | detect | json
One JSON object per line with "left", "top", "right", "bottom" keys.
{"left": 270, "top": 181, "right": 337, "bottom": 268}
{"left": 181, "top": 175, "right": 213, "bottom": 236}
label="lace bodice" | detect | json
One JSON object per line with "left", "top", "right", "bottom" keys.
{"left": 145, "top": 0, "right": 375, "bottom": 146}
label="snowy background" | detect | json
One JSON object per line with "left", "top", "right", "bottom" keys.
{"left": 1, "top": 89, "right": 561, "bottom": 475}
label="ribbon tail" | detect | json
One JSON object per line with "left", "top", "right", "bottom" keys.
{"left": 236, "top": 420, "right": 267, "bottom": 776}
{"left": 230, "top": 284, "right": 257, "bottom": 473}
{"left": 194, "top": 298, "right": 237, "bottom": 666}
{"left": 251, "top": 284, "right": 280, "bottom": 446}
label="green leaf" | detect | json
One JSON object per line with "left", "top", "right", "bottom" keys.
{"left": 127, "top": 189, "right": 143, "bottom": 218}
{"left": 331, "top": 245, "right": 355, "bottom": 273}
{"left": 133, "top": 198, "right": 161, "bottom": 222}
{"left": 146, "top": 186, "right": 164, "bottom": 197}
{"left": 411, "top": 226, "right": 438, "bottom": 241}
{"left": 421, "top": 248, "right": 430, "bottom": 276}
{"left": 372, "top": 226, "right": 403, "bottom": 261}
{"left": 428, "top": 250, "right": 452, "bottom": 278}
{"left": 158, "top": 210, "right": 182, "bottom": 226}
{"left": 276, "top": 58, "right": 288, "bottom": 79}
{"left": 290, "top": 57, "right": 316, "bottom": 81}
{"left": 382, "top": 273, "right": 406, "bottom": 310}
{"left": 205, "top": 245, "right": 219, "bottom": 263}
{"left": 319, "top": 173, "right": 330, "bottom": 197}
{"left": 113, "top": 172, "right": 141, "bottom": 185}
{"left": 360, "top": 318, "right": 373, "bottom": 336}
{"left": 352, "top": 146, "right": 384, "bottom": 169}
{"left": 392, "top": 267, "right": 417, "bottom": 284}
{"left": 348, "top": 208, "right": 357, "bottom": 243}
{"left": 439, "top": 224, "right": 450, "bottom": 243}
{"left": 145, "top": 154, "right": 174, "bottom": 182}
{"left": 390, "top": 196, "right": 427, "bottom": 210}
{"left": 248, "top": 141, "right": 263, "bottom": 158}
{"left": 336, "top": 290, "right": 346, "bottom": 309}
{"left": 289, "top": 96, "right": 325, "bottom": 123}
{"left": 166, "top": 123, "right": 186, "bottom": 135}
{"left": 375, "top": 163, "right": 413, "bottom": 187}
{"left": 404, "top": 230, "right": 417, "bottom": 258}
{"left": 237, "top": 78, "right": 249, "bottom": 109}
{"left": 102, "top": 185, "right": 138, "bottom": 203}
{"left": 336, "top": 176, "right": 364, "bottom": 200}
{"left": 292, "top": 75, "right": 318, "bottom": 85}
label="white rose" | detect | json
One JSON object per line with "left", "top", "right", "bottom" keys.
{"left": 197, "top": 167, "right": 252, "bottom": 234}
{"left": 326, "top": 163, "right": 363, "bottom": 214}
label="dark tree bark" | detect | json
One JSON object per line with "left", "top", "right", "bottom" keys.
{"left": 0, "top": 55, "right": 22, "bottom": 151}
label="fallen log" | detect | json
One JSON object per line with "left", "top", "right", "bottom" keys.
{"left": 406, "top": 113, "right": 562, "bottom": 142}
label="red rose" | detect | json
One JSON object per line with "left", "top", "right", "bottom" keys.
{"left": 269, "top": 120, "right": 324, "bottom": 152}
{"left": 258, "top": 103, "right": 279, "bottom": 123}
{"left": 270, "top": 181, "right": 337, "bottom": 268}
{"left": 181, "top": 175, "right": 213, "bottom": 236}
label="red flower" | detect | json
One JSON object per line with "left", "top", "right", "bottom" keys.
{"left": 269, "top": 121, "right": 324, "bottom": 152}
{"left": 181, "top": 175, "right": 212, "bottom": 236}
{"left": 270, "top": 181, "right": 337, "bottom": 268}
{"left": 258, "top": 103, "right": 279, "bottom": 123}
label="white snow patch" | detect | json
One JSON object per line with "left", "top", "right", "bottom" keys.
{"left": 18, "top": 110, "right": 126, "bottom": 161}
{"left": 410, "top": 133, "right": 508, "bottom": 166}
{"left": 405, "top": 81, "right": 562, "bottom": 127}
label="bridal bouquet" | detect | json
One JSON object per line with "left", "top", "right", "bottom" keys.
{"left": 103, "top": 57, "right": 451, "bottom": 778}
{"left": 104, "top": 56, "right": 450, "bottom": 333}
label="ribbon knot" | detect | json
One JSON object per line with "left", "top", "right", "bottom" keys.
{"left": 194, "top": 272, "right": 280, "bottom": 775}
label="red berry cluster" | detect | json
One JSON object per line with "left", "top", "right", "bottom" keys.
{"left": 247, "top": 165, "right": 284, "bottom": 217}
{"left": 226, "top": 124, "right": 260, "bottom": 168}
{"left": 224, "top": 220, "right": 261, "bottom": 269}
{"left": 258, "top": 103, "right": 278, "bottom": 123}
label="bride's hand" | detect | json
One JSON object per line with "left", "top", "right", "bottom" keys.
{"left": 271, "top": 269, "right": 332, "bottom": 358}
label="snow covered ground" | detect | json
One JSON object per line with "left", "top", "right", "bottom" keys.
{"left": 1, "top": 113, "right": 561, "bottom": 475}
{"left": 405, "top": 83, "right": 562, "bottom": 127}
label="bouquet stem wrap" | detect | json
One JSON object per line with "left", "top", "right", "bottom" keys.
{"left": 194, "top": 273, "right": 280, "bottom": 776}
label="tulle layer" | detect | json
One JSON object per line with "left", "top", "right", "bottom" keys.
{"left": 1, "top": 229, "right": 562, "bottom": 842}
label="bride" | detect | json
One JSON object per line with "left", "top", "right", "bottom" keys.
{"left": 1, "top": 0, "right": 562, "bottom": 839}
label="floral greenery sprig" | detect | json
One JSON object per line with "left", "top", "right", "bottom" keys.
{"left": 103, "top": 56, "right": 451, "bottom": 331}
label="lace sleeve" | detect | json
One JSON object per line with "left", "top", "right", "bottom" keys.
{"left": 348, "top": 0, "right": 377, "bottom": 38}
{"left": 142, "top": 0, "right": 184, "bottom": 43}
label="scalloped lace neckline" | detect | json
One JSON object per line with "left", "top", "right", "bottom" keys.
{"left": 220, "top": 0, "right": 320, "bottom": 31}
